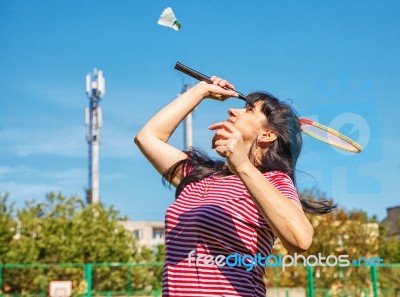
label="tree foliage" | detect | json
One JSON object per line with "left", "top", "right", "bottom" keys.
{"left": 377, "top": 219, "right": 400, "bottom": 290}
{"left": 266, "top": 188, "right": 399, "bottom": 292}
{"left": 0, "top": 192, "right": 163, "bottom": 294}
{"left": 0, "top": 193, "right": 16, "bottom": 264}
{"left": 0, "top": 189, "right": 398, "bottom": 294}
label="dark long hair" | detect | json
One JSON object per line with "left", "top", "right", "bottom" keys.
{"left": 163, "top": 92, "right": 335, "bottom": 214}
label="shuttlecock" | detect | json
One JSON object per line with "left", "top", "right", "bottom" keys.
{"left": 158, "top": 7, "right": 181, "bottom": 31}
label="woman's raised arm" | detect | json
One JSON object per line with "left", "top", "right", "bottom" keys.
{"left": 134, "top": 80, "right": 238, "bottom": 187}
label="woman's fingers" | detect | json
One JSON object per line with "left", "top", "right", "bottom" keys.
{"left": 213, "top": 139, "right": 230, "bottom": 148}
{"left": 215, "top": 146, "right": 228, "bottom": 158}
{"left": 208, "top": 85, "right": 239, "bottom": 99}
{"left": 210, "top": 76, "right": 235, "bottom": 90}
{"left": 208, "top": 121, "right": 236, "bottom": 132}
{"left": 209, "top": 121, "right": 242, "bottom": 153}
{"left": 211, "top": 131, "right": 230, "bottom": 149}
{"left": 209, "top": 122, "right": 237, "bottom": 147}
{"left": 214, "top": 142, "right": 239, "bottom": 158}
{"left": 209, "top": 76, "right": 238, "bottom": 100}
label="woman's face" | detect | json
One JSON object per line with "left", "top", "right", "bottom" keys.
{"left": 226, "top": 101, "right": 268, "bottom": 145}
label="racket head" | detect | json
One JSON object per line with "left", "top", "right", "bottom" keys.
{"left": 300, "top": 118, "right": 362, "bottom": 153}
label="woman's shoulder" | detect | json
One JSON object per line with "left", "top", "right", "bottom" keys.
{"left": 262, "top": 171, "right": 300, "bottom": 203}
{"left": 262, "top": 170, "right": 293, "bottom": 183}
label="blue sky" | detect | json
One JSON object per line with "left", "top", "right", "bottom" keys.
{"left": 1, "top": 1, "right": 399, "bottom": 222}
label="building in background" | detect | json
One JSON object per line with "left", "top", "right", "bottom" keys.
{"left": 120, "top": 220, "right": 165, "bottom": 250}
{"left": 380, "top": 205, "right": 400, "bottom": 240}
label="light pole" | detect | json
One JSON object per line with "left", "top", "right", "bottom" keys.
{"left": 85, "top": 69, "right": 105, "bottom": 204}
{"left": 181, "top": 84, "right": 193, "bottom": 150}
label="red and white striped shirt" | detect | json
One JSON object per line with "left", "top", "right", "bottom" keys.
{"left": 163, "top": 168, "right": 300, "bottom": 297}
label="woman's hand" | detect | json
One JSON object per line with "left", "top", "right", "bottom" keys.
{"left": 208, "top": 121, "right": 252, "bottom": 175}
{"left": 192, "top": 76, "right": 239, "bottom": 101}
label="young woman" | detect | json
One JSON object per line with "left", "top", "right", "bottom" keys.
{"left": 135, "top": 77, "right": 333, "bottom": 297}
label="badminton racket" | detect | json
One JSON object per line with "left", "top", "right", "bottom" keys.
{"left": 300, "top": 118, "right": 362, "bottom": 153}
{"left": 174, "top": 62, "right": 247, "bottom": 101}
{"left": 174, "top": 61, "right": 362, "bottom": 153}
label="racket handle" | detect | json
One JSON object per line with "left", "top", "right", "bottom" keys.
{"left": 174, "top": 62, "right": 247, "bottom": 101}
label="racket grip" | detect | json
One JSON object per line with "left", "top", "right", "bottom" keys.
{"left": 174, "top": 62, "right": 247, "bottom": 101}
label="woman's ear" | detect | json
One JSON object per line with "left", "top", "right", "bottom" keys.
{"left": 257, "top": 129, "right": 278, "bottom": 148}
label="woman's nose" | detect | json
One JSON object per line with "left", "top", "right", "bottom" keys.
{"left": 228, "top": 108, "right": 239, "bottom": 117}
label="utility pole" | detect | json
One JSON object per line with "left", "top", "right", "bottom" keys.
{"left": 85, "top": 69, "right": 105, "bottom": 204}
{"left": 181, "top": 84, "right": 193, "bottom": 150}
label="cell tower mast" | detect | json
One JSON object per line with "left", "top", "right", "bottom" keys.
{"left": 85, "top": 69, "right": 105, "bottom": 204}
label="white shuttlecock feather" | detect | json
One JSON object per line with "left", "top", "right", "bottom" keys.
{"left": 158, "top": 7, "right": 181, "bottom": 31}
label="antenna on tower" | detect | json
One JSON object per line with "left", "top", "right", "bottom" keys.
{"left": 85, "top": 69, "right": 105, "bottom": 204}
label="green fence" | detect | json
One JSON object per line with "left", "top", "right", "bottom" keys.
{"left": 264, "top": 263, "right": 400, "bottom": 296}
{"left": 0, "top": 262, "right": 163, "bottom": 297}
{"left": 0, "top": 262, "right": 399, "bottom": 297}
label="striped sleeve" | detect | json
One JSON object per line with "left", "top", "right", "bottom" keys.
{"left": 265, "top": 171, "right": 301, "bottom": 205}
{"left": 240, "top": 171, "right": 301, "bottom": 229}
{"left": 180, "top": 161, "right": 192, "bottom": 178}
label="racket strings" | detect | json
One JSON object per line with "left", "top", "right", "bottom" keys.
{"left": 300, "top": 122, "right": 362, "bottom": 153}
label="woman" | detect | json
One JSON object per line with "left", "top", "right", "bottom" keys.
{"left": 135, "top": 77, "right": 333, "bottom": 297}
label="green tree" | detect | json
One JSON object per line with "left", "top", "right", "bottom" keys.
{"left": 378, "top": 222, "right": 400, "bottom": 290}
{"left": 0, "top": 193, "right": 16, "bottom": 263}
{"left": 1, "top": 192, "right": 143, "bottom": 294}
{"left": 151, "top": 244, "right": 165, "bottom": 290}
{"left": 0, "top": 191, "right": 167, "bottom": 294}
{"left": 267, "top": 188, "right": 380, "bottom": 291}
{"left": 72, "top": 202, "right": 136, "bottom": 292}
